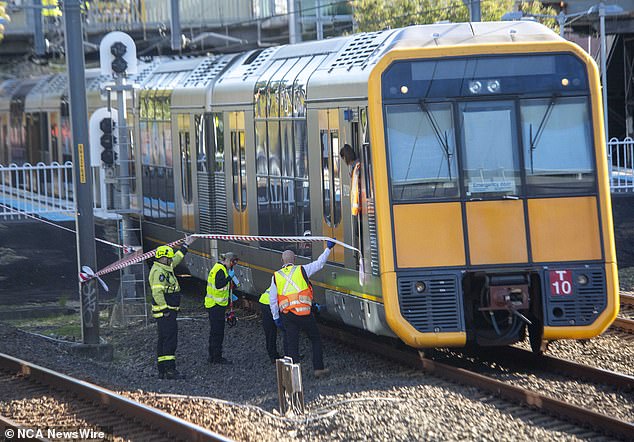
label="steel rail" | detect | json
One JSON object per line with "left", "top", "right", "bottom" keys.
{"left": 620, "top": 293, "right": 634, "bottom": 307}
{"left": 478, "top": 346, "right": 634, "bottom": 390}
{"left": 0, "top": 352, "right": 232, "bottom": 442}
{"left": 612, "top": 317, "right": 634, "bottom": 333}
{"left": 318, "top": 324, "right": 634, "bottom": 441}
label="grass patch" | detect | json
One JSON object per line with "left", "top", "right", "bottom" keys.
{"left": 1, "top": 310, "right": 110, "bottom": 341}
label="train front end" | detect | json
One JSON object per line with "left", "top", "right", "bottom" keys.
{"left": 368, "top": 29, "right": 619, "bottom": 350}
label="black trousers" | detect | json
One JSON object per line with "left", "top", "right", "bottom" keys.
{"left": 208, "top": 305, "right": 227, "bottom": 361}
{"left": 281, "top": 312, "right": 324, "bottom": 370}
{"left": 260, "top": 303, "right": 279, "bottom": 360}
{"left": 156, "top": 311, "right": 178, "bottom": 373}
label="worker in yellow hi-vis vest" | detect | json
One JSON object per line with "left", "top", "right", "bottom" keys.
{"left": 205, "top": 251, "right": 240, "bottom": 365}
{"left": 149, "top": 237, "right": 194, "bottom": 380}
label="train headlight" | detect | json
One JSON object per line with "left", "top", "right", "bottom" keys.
{"left": 415, "top": 281, "right": 426, "bottom": 293}
{"left": 400, "top": 85, "right": 409, "bottom": 94}
{"left": 561, "top": 78, "right": 569, "bottom": 87}
{"left": 487, "top": 80, "right": 500, "bottom": 93}
{"left": 468, "top": 81, "right": 482, "bottom": 94}
{"left": 576, "top": 274, "right": 589, "bottom": 286}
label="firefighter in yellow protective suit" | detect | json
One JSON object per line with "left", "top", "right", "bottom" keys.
{"left": 149, "top": 237, "right": 194, "bottom": 379}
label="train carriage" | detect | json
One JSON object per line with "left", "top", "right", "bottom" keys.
{"left": 179, "top": 21, "right": 616, "bottom": 350}
{"left": 0, "top": 20, "right": 618, "bottom": 351}
{"left": 365, "top": 22, "right": 618, "bottom": 349}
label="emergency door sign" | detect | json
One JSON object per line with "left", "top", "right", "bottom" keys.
{"left": 549, "top": 270, "right": 573, "bottom": 295}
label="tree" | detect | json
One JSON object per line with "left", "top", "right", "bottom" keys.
{"left": 352, "top": 0, "right": 558, "bottom": 33}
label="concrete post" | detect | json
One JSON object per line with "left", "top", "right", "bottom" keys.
{"left": 62, "top": 0, "right": 100, "bottom": 345}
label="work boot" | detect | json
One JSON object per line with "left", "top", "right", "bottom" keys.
{"left": 211, "top": 357, "right": 233, "bottom": 365}
{"left": 314, "top": 368, "right": 330, "bottom": 379}
{"left": 164, "top": 370, "right": 185, "bottom": 380}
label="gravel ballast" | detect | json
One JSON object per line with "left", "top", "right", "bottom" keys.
{"left": 0, "top": 297, "right": 630, "bottom": 441}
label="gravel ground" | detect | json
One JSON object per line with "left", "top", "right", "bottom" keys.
{"left": 0, "top": 296, "right": 629, "bottom": 441}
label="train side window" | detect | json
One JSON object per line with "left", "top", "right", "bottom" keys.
{"left": 178, "top": 114, "right": 192, "bottom": 204}
{"left": 195, "top": 114, "right": 207, "bottom": 173}
{"left": 331, "top": 129, "right": 341, "bottom": 225}
{"left": 230, "top": 111, "right": 246, "bottom": 212}
{"left": 321, "top": 129, "right": 332, "bottom": 225}
{"left": 320, "top": 109, "right": 342, "bottom": 227}
{"left": 268, "top": 120, "right": 281, "bottom": 176}
{"left": 239, "top": 130, "right": 247, "bottom": 211}
{"left": 360, "top": 108, "right": 374, "bottom": 199}
{"left": 212, "top": 113, "right": 224, "bottom": 173}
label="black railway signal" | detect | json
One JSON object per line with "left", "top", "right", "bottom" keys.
{"left": 99, "top": 117, "right": 117, "bottom": 167}
{"left": 110, "top": 41, "right": 128, "bottom": 75}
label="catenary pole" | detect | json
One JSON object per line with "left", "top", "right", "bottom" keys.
{"left": 470, "top": 0, "right": 481, "bottom": 22}
{"left": 599, "top": 3, "right": 609, "bottom": 141}
{"left": 63, "top": 0, "right": 100, "bottom": 345}
{"left": 33, "top": 0, "right": 46, "bottom": 57}
{"left": 170, "top": 0, "right": 181, "bottom": 51}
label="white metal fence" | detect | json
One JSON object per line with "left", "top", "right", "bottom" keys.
{"left": 0, "top": 162, "right": 76, "bottom": 220}
{"left": 0, "top": 161, "right": 111, "bottom": 220}
{"left": 608, "top": 137, "right": 634, "bottom": 192}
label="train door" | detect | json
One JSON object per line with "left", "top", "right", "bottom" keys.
{"left": 229, "top": 111, "right": 248, "bottom": 235}
{"left": 459, "top": 100, "right": 528, "bottom": 265}
{"left": 319, "top": 108, "right": 344, "bottom": 263}
{"left": 177, "top": 113, "right": 195, "bottom": 232}
{"left": 341, "top": 107, "right": 364, "bottom": 269}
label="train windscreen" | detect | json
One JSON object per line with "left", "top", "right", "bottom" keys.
{"left": 382, "top": 53, "right": 595, "bottom": 201}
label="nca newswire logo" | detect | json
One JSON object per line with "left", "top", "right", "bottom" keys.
{"left": 4, "top": 426, "right": 109, "bottom": 441}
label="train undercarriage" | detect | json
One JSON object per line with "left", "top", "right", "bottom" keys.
{"left": 462, "top": 272, "right": 543, "bottom": 352}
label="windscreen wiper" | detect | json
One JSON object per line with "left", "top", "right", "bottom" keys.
{"left": 529, "top": 95, "right": 558, "bottom": 174}
{"left": 419, "top": 100, "right": 453, "bottom": 180}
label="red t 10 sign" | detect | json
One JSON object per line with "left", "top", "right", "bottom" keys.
{"left": 549, "top": 270, "right": 573, "bottom": 295}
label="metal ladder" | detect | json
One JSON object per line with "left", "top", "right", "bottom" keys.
{"left": 115, "top": 215, "right": 149, "bottom": 326}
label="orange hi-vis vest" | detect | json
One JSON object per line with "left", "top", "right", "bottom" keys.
{"left": 274, "top": 265, "right": 313, "bottom": 316}
{"left": 351, "top": 162, "right": 361, "bottom": 216}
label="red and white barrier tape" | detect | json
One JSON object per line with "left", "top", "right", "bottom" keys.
{"left": 81, "top": 234, "right": 365, "bottom": 288}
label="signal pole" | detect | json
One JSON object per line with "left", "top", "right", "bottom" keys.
{"left": 62, "top": 0, "right": 101, "bottom": 346}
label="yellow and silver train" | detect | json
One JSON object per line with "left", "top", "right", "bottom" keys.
{"left": 0, "top": 21, "right": 619, "bottom": 351}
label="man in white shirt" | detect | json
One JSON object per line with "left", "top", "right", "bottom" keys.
{"left": 269, "top": 240, "right": 335, "bottom": 378}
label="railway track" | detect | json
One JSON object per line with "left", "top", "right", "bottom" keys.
{"left": 318, "top": 324, "right": 634, "bottom": 441}
{"left": 614, "top": 293, "right": 634, "bottom": 333}
{"left": 621, "top": 293, "right": 634, "bottom": 307}
{"left": 0, "top": 352, "right": 230, "bottom": 442}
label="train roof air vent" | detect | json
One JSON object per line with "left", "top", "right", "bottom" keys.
{"left": 243, "top": 49, "right": 265, "bottom": 65}
{"left": 328, "top": 30, "right": 390, "bottom": 72}
{"left": 242, "top": 47, "right": 277, "bottom": 80}
{"left": 183, "top": 56, "right": 230, "bottom": 88}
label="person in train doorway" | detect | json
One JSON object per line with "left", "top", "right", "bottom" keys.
{"left": 259, "top": 286, "right": 283, "bottom": 364}
{"left": 205, "top": 252, "right": 240, "bottom": 365}
{"left": 269, "top": 240, "right": 336, "bottom": 378}
{"left": 150, "top": 237, "right": 195, "bottom": 380}
{"left": 340, "top": 143, "right": 361, "bottom": 217}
